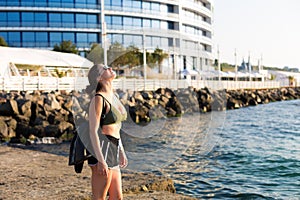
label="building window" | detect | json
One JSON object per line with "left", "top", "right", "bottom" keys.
{"left": 8, "top": 32, "right": 21, "bottom": 46}
{"left": 49, "top": 13, "right": 61, "bottom": 27}
{"left": 35, "top": 13, "right": 47, "bottom": 26}
{"left": 151, "top": 2, "right": 160, "bottom": 12}
{"left": 132, "top": 0, "right": 141, "bottom": 9}
{"left": 62, "top": 13, "right": 74, "bottom": 27}
{"left": 63, "top": 32, "right": 75, "bottom": 42}
{"left": 36, "top": 32, "right": 48, "bottom": 46}
{"left": 143, "top": 19, "right": 151, "bottom": 28}
{"left": 8, "top": 12, "right": 20, "bottom": 27}
{"left": 50, "top": 32, "right": 62, "bottom": 46}
{"left": 22, "top": 32, "right": 35, "bottom": 47}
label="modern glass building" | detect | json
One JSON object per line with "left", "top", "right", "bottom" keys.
{"left": 0, "top": 0, "right": 214, "bottom": 73}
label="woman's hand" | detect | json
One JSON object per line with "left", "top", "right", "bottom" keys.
{"left": 119, "top": 150, "right": 128, "bottom": 168}
{"left": 96, "top": 161, "right": 109, "bottom": 177}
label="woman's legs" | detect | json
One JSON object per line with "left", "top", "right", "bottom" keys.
{"left": 108, "top": 168, "right": 123, "bottom": 200}
{"left": 90, "top": 165, "right": 112, "bottom": 200}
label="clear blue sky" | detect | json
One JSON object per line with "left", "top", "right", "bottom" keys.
{"left": 213, "top": 0, "right": 300, "bottom": 69}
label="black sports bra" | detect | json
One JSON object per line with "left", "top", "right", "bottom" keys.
{"left": 95, "top": 93, "right": 118, "bottom": 127}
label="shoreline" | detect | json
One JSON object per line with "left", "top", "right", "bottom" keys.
{"left": 0, "top": 144, "right": 196, "bottom": 200}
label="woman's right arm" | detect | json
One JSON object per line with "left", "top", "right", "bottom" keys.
{"left": 89, "top": 96, "right": 107, "bottom": 169}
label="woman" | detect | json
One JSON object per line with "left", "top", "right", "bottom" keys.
{"left": 85, "top": 64, "right": 128, "bottom": 200}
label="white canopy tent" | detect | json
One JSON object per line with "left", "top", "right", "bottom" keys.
{"left": 0, "top": 46, "right": 93, "bottom": 77}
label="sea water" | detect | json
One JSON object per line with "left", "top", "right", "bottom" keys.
{"left": 124, "top": 100, "right": 300, "bottom": 199}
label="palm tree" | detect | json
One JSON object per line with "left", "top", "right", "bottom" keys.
{"left": 152, "top": 48, "right": 168, "bottom": 73}
{"left": 53, "top": 40, "right": 78, "bottom": 54}
{"left": 0, "top": 37, "right": 8, "bottom": 47}
{"left": 288, "top": 76, "right": 295, "bottom": 87}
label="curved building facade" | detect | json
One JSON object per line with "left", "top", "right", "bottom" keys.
{"left": 0, "top": 0, "right": 214, "bottom": 72}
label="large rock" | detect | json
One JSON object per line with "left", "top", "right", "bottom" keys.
{"left": 0, "top": 100, "right": 19, "bottom": 116}
{"left": 0, "top": 119, "right": 8, "bottom": 138}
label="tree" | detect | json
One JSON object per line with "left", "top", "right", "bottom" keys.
{"left": 53, "top": 40, "right": 78, "bottom": 54}
{"left": 86, "top": 43, "right": 104, "bottom": 64}
{"left": 0, "top": 37, "right": 8, "bottom": 47}
{"left": 110, "top": 45, "right": 141, "bottom": 68}
{"left": 152, "top": 48, "right": 168, "bottom": 73}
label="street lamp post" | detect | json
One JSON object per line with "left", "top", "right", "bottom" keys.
{"left": 100, "top": 0, "right": 107, "bottom": 66}
{"left": 143, "top": 31, "right": 147, "bottom": 90}
{"left": 217, "top": 45, "right": 221, "bottom": 81}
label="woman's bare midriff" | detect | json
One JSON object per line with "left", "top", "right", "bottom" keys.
{"left": 101, "top": 124, "right": 121, "bottom": 139}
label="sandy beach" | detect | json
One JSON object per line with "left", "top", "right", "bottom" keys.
{"left": 0, "top": 143, "right": 195, "bottom": 200}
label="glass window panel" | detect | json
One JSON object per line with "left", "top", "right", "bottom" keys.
{"left": 0, "top": 32, "right": 8, "bottom": 40}
{"left": 76, "top": 14, "right": 86, "bottom": 23}
{"left": 161, "top": 21, "right": 167, "bottom": 29}
{"left": 75, "top": 0, "right": 86, "bottom": 8}
{"left": 168, "top": 38, "right": 173, "bottom": 47}
{"left": 143, "top": 19, "right": 150, "bottom": 27}
{"left": 168, "top": 22, "right": 174, "bottom": 30}
{"left": 49, "top": 13, "right": 61, "bottom": 22}
{"left": 167, "top": 4, "right": 174, "bottom": 13}
{"left": 76, "top": 33, "right": 87, "bottom": 42}
{"left": 35, "top": 13, "right": 47, "bottom": 22}
{"left": 87, "top": 0, "right": 96, "bottom": 4}
{"left": 112, "top": 0, "right": 121, "bottom": 6}
{"left": 123, "top": 17, "right": 132, "bottom": 26}
{"left": 62, "top": 0, "right": 73, "bottom": 7}
{"left": 161, "top": 37, "right": 168, "bottom": 48}
{"left": 0, "top": 13, "right": 7, "bottom": 22}
{"left": 123, "top": 35, "right": 133, "bottom": 46}
{"left": 22, "top": 12, "right": 34, "bottom": 22}
{"left": 7, "top": 12, "right": 20, "bottom": 22}
{"left": 152, "top": 36, "right": 160, "bottom": 46}
{"left": 123, "top": 0, "right": 131, "bottom": 7}
{"left": 62, "top": 13, "right": 74, "bottom": 22}
{"left": 88, "top": 33, "right": 97, "bottom": 42}
{"left": 8, "top": 32, "right": 21, "bottom": 42}
{"left": 50, "top": 32, "right": 62, "bottom": 42}
{"left": 151, "top": 2, "right": 160, "bottom": 11}
{"left": 7, "top": 0, "right": 20, "bottom": 6}
{"left": 143, "top": 1, "right": 150, "bottom": 10}
{"left": 133, "top": 18, "right": 141, "bottom": 27}
{"left": 104, "top": 0, "right": 110, "bottom": 6}
{"left": 22, "top": 32, "right": 35, "bottom": 41}
{"left": 49, "top": 0, "right": 61, "bottom": 7}
{"left": 105, "top": 16, "right": 111, "bottom": 24}
{"left": 22, "top": 0, "right": 34, "bottom": 6}
{"left": 112, "top": 16, "right": 122, "bottom": 25}
{"left": 151, "top": 20, "right": 160, "bottom": 28}
{"left": 35, "top": 0, "right": 47, "bottom": 7}
{"left": 63, "top": 32, "right": 75, "bottom": 41}
{"left": 36, "top": 32, "right": 48, "bottom": 42}
{"left": 132, "top": 0, "right": 141, "bottom": 8}
{"left": 132, "top": 35, "right": 142, "bottom": 46}
{"left": 87, "top": 15, "right": 97, "bottom": 23}
{"left": 160, "top": 4, "right": 167, "bottom": 13}
{"left": 111, "top": 34, "right": 122, "bottom": 44}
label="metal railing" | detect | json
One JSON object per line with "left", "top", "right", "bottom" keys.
{"left": 0, "top": 76, "right": 281, "bottom": 92}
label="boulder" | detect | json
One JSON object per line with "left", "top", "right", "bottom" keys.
{"left": 0, "top": 100, "right": 19, "bottom": 116}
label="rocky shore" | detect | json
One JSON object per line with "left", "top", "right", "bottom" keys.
{"left": 0, "top": 86, "right": 300, "bottom": 199}
{"left": 0, "top": 87, "right": 299, "bottom": 143}
{"left": 0, "top": 144, "right": 196, "bottom": 200}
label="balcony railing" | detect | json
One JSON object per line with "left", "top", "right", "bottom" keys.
{"left": 0, "top": 2, "right": 99, "bottom": 9}
{"left": 0, "top": 22, "right": 100, "bottom": 29}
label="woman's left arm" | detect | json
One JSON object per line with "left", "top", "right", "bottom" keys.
{"left": 119, "top": 138, "right": 128, "bottom": 168}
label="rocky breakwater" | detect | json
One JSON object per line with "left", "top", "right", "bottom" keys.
{"left": 0, "top": 90, "right": 76, "bottom": 143}
{"left": 226, "top": 87, "right": 300, "bottom": 110}
{"left": 1, "top": 87, "right": 300, "bottom": 142}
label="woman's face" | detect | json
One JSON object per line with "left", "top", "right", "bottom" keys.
{"left": 97, "top": 65, "right": 116, "bottom": 81}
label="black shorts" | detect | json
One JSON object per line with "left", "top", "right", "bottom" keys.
{"left": 88, "top": 134, "right": 120, "bottom": 168}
